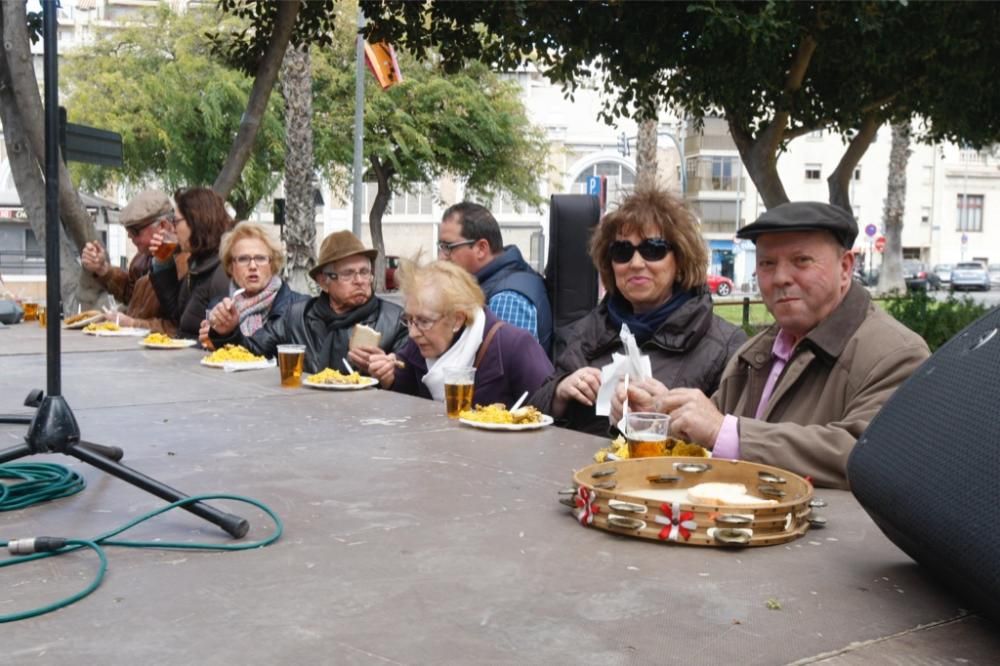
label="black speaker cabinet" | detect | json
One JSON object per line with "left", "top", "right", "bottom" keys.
{"left": 544, "top": 194, "right": 600, "bottom": 358}
{"left": 848, "top": 306, "right": 1000, "bottom": 619}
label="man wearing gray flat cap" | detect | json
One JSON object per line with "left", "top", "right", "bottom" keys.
{"left": 614, "top": 201, "right": 929, "bottom": 488}
{"left": 80, "top": 189, "right": 187, "bottom": 333}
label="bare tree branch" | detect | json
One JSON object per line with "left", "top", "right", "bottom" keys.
{"left": 213, "top": 0, "right": 301, "bottom": 199}
{"left": 2, "top": 0, "right": 97, "bottom": 251}
{"left": 827, "top": 113, "right": 880, "bottom": 212}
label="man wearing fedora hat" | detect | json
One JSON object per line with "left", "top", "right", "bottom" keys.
{"left": 80, "top": 189, "right": 187, "bottom": 333}
{"left": 209, "top": 230, "right": 407, "bottom": 374}
{"left": 613, "top": 201, "right": 929, "bottom": 489}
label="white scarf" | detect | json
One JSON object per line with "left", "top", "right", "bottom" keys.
{"left": 421, "top": 307, "right": 486, "bottom": 401}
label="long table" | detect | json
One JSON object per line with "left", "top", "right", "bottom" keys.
{"left": 2, "top": 323, "right": 998, "bottom": 664}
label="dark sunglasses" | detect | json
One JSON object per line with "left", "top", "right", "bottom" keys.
{"left": 609, "top": 238, "right": 672, "bottom": 264}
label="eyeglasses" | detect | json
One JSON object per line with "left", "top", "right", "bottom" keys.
{"left": 437, "top": 239, "right": 477, "bottom": 256}
{"left": 609, "top": 238, "right": 673, "bottom": 264}
{"left": 234, "top": 254, "right": 270, "bottom": 266}
{"left": 321, "top": 267, "right": 373, "bottom": 282}
{"left": 400, "top": 313, "right": 441, "bottom": 332}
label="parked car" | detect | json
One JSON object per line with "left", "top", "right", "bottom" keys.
{"left": 989, "top": 264, "right": 1000, "bottom": 288}
{"left": 932, "top": 263, "right": 954, "bottom": 287}
{"left": 902, "top": 260, "right": 940, "bottom": 291}
{"left": 706, "top": 274, "right": 734, "bottom": 297}
{"left": 385, "top": 255, "right": 401, "bottom": 291}
{"left": 950, "top": 262, "right": 991, "bottom": 291}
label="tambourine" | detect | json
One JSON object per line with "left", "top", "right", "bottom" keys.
{"left": 562, "top": 457, "right": 816, "bottom": 547}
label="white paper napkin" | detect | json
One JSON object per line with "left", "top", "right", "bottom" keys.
{"left": 594, "top": 323, "right": 651, "bottom": 416}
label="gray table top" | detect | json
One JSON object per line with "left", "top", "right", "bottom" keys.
{"left": 1, "top": 323, "right": 998, "bottom": 664}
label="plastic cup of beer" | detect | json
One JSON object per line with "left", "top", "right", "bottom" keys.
{"left": 22, "top": 300, "right": 38, "bottom": 321}
{"left": 626, "top": 412, "right": 671, "bottom": 458}
{"left": 443, "top": 366, "right": 476, "bottom": 418}
{"left": 276, "top": 344, "right": 306, "bottom": 388}
{"left": 154, "top": 230, "right": 178, "bottom": 261}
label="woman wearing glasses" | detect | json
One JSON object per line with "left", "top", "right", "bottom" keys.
{"left": 208, "top": 230, "right": 408, "bottom": 373}
{"left": 149, "top": 187, "right": 235, "bottom": 337}
{"left": 367, "top": 261, "right": 553, "bottom": 407}
{"left": 198, "top": 222, "right": 307, "bottom": 347}
{"left": 528, "top": 189, "right": 746, "bottom": 436}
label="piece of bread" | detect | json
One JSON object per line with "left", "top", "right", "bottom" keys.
{"left": 64, "top": 310, "right": 100, "bottom": 325}
{"left": 349, "top": 323, "right": 382, "bottom": 350}
{"left": 686, "top": 482, "right": 777, "bottom": 507}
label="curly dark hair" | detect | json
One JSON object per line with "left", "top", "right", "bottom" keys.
{"left": 174, "top": 187, "right": 234, "bottom": 259}
{"left": 589, "top": 189, "right": 708, "bottom": 296}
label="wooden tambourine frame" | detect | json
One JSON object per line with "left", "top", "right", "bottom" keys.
{"left": 565, "top": 457, "right": 814, "bottom": 547}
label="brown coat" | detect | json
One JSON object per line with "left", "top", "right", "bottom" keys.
{"left": 95, "top": 253, "right": 188, "bottom": 335}
{"left": 713, "top": 282, "right": 930, "bottom": 489}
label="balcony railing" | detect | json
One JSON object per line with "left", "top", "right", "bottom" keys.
{"left": 687, "top": 175, "right": 742, "bottom": 193}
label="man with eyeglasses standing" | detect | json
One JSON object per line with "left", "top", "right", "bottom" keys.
{"left": 80, "top": 189, "right": 186, "bottom": 333}
{"left": 209, "top": 230, "right": 407, "bottom": 374}
{"left": 438, "top": 202, "right": 553, "bottom": 355}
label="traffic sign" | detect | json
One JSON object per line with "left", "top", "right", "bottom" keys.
{"left": 587, "top": 176, "right": 601, "bottom": 196}
{"left": 961, "top": 233, "right": 969, "bottom": 245}
{"left": 865, "top": 224, "right": 877, "bottom": 238}
{"left": 874, "top": 236, "right": 886, "bottom": 253}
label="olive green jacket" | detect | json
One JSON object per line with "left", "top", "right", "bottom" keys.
{"left": 713, "top": 283, "right": 930, "bottom": 489}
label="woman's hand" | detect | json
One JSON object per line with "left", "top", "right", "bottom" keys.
{"left": 347, "top": 345, "right": 381, "bottom": 374}
{"left": 367, "top": 352, "right": 397, "bottom": 389}
{"left": 551, "top": 367, "right": 603, "bottom": 416}
{"left": 81, "top": 241, "right": 109, "bottom": 276}
{"left": 110, "top": 313, "right": 136, "bottom": 328}
{"left": 208, "top": 299, "right": 239, "bottom": 336}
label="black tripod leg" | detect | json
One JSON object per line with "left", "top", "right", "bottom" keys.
{"left": 68, "top": 444, "right": 249, "bottom": 538}
{"left": 0, "top": 442, "right": 33, "bottom": 465}
{"left": 0, "top": 415, "right": 33, "bottom": 425}
{"left": 78, "top": 440, "right": 124, "bottom": 462}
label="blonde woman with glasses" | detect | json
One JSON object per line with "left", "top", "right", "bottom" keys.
{"left": 368, "top": 260, "right": 553, "bottom": 407}
{"left": 200, "top": 222, "right": 306, "bottom": 347}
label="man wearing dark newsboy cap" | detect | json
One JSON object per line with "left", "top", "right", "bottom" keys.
{"left": 615, "top": 201, "right": 929, "bottom": 489}
{"left": 209, "top": 230, "right": 407, "bottom": 374}
{"left": 79, "top": 189, "right": 187, "bottom": 334}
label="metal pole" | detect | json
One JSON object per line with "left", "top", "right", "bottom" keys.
{"left": 43, "top": 0, "right": 61, "bottom": 397}
{"left": 961, "top": 149, "right": 969, "bottom": 262}
{"left": 351, "top": 7, "right": 365, "bottom": 237}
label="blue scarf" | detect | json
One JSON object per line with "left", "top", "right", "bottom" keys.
{"left": 606, "top": 287, "right": 694, "bottom": 345}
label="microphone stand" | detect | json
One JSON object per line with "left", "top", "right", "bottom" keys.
{"left": 0, "top": 0, "right": 246, "bottom": 539}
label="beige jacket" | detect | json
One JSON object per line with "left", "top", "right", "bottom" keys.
{"left": 713, "top": 283, "right": 930, "bottom": 489}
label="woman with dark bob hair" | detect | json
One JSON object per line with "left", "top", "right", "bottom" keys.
{"left": 150, "top": 187, "right": 234, "bottom": 337}
{"left": 528, "top": 189, "right": 746, "bottom": 436}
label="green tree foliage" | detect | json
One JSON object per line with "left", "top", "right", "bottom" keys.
{"left": 62, "top": 5, "right": 285, "bottom": 218}
{"left": 363, "top": 1, "right": 1000, "bottom": 210}
{"left": 885, "top": 291, "right": 989, "bottom": 352}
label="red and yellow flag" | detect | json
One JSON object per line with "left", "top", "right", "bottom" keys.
{"left": 364, "top": 41, "right": 403, "bottom": 90}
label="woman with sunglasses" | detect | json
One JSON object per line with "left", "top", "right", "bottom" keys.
{"left": 149, "top": 188, "right": 235, "bottom": 338}
{"left": 528, "top": 189, "right": 747, "bottom": 436}
{"left": 198, "top": 222, "right": 307, "bottom": 348}
{"left": 368, "top": 260, "right": 553, "bottom": 407}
